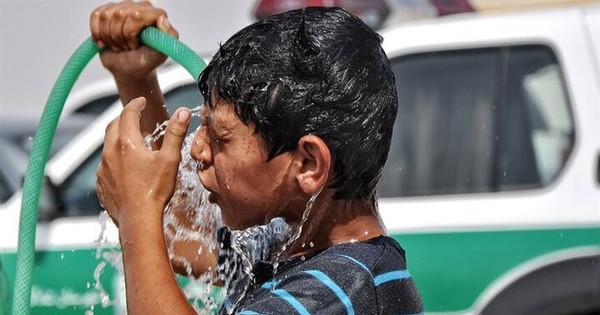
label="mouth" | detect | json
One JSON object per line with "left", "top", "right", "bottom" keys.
{"left": 196, "top": 171, "right": 216, "bottom": 203}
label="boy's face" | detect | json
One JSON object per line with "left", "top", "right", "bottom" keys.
{"left": 191, "top": 102, "right": 297, "bottom": 230}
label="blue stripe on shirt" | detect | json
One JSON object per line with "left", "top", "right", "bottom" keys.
{"left": 271, "top": 289, "right": 311, "bottom": 315}
{"left": 261, "top": 279, "right": 279, "bottom": 290}
{"left": 304, "top": 270, "right": 355, "bottom": 315}
{"left": 237, "top": 310, "right": 264, "bottom": 315}
{"left": 336, "top": 254, "right": 372, "bottom": 276}
{"left": 373, "top": 270, "right": 411, "bottom": 286}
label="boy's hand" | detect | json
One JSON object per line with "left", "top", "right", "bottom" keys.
{"left": 96, "top": 97, "right": 190, "bottom": 230}
{"left": 90, "top": 1, "right": 179, "bottom": 81}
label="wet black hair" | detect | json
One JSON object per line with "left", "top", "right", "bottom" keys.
{"left": 198, "top": 7, "right": 397, "bottom": 200}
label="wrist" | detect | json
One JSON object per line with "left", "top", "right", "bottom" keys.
{"left": 113, "top": 70, "right": 158, "bottom": 87}
{"left": 117, "top": 202, "right": 165, "bottom": 243}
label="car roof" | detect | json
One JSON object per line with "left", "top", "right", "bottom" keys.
{"left": 379, "top": 4, "right": 599, "bottom": 58}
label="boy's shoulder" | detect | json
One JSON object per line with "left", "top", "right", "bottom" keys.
{"left": 233, "top": 236, "right": 423, "bottom": 314}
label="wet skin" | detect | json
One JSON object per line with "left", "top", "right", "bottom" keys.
{"left": 192, "top": 103, "right": 303, "bottom": 230}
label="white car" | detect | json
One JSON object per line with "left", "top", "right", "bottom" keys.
{"left": 1, "top": 4, "right": 599, "bottom": 315}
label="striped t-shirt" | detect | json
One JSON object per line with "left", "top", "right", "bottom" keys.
{"left": 219, "top": 235, "right": 423, "bottom": 314}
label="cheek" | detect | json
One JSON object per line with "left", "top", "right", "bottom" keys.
{"left": 215, "top": 159, "right": 273, "bottom": 207}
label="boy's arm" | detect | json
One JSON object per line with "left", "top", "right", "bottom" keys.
{"left": 97, "top": 98, "right": 197, "bottom": 314}
{"left": 91, "top": 2, "right": 212, "bottom": 313}
{"left": 90, "top": 1, "right": 175, "bottom": 140}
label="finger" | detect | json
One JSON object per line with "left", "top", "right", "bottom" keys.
{"left": 101, "top": 118, "right": 120, "bottom": 166}
{"left": 99, "top": 5, "right": 119, "bottom": 51}
{"left": 157, "top": 15, "right": 179, "bottom": 39}
{"left": 119, "top": 97, "right": 147, "bottom": 144}
{"left": 104, "top": 118, "right": 120, "bottom": 149}
{"left": 109, "top": 8, "right": 128, "bottom": 51}
{"left": 159, "top": 108, "right": 191, "bottom": 162}
{"left": 122, "top": 13, "right": 140, "bottom": 50}
{"left": 90, "top": 3, "right": 111, "bottom": 49}
{"left": 96, "top": 162, "right": 110, "bottom": 210}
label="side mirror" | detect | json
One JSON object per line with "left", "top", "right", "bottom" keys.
{"left": 38, "top": 176, "right": 59, "bottom": 222}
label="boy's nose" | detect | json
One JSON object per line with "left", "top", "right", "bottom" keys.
{"left": 191, "top": 126, "right": 212, "bottom": 169}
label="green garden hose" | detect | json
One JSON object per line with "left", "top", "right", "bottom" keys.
{"left": 11, "top": 27, "right": 206, "bottom": 315}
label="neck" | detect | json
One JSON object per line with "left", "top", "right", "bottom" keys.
{"left": 286, "top": 191, "right": 387, "bottom": 257}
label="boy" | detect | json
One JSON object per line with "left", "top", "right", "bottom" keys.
{"left": 94, "top": 1, "right": 422, "bottom": 314}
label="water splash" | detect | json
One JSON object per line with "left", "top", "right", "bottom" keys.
{"left": 223, "top": 218, "right": 293, "bottom": 313}
{"left": 162, "top": 124, "right": 225, "bottom": 313}
{"left": 273, "top": 187, "right": 323, "bottom": 273}
{"left": 144, "top": 106, "right": 202, "bottom": 148}
{"left": 90, "top": 210, "right": 124, "bottom": 312}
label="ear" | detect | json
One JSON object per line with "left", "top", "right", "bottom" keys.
{"left": 294, "top": 135, "right": 331, "bottom": 195}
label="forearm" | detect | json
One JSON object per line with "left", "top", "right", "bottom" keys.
{"left": 114, "top": 72, "right": 169, "bottom": 139}
{"left": 119, "top": 205, "right": 196, "bottom": 315}
{"left": 170, "top": 239, "right": 218, "bottom": 279}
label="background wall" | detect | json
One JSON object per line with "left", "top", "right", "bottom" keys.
{"left": 0, "top": 0, "right": 255, "bottom": 119}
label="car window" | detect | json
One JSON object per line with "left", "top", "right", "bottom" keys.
{"left": 378, "top": 45, "right": 574, "bottom": 197}
{"left": 73, "top": 94, "right": 120, "bottom": 116}
{"left": 164, "top": 84, "right": 204, "bottom": 132}
{"left": 57, "top": 148, "right": 103, "bottom": 217}
{"left": 0, "top": 171, "right": 12, "bottom": 204}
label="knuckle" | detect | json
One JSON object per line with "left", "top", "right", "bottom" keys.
{"left": 100, "top": 151, "right": 111, "bottom": 165}
{"left": 114, "top": 9, "right": 125, "bottom": 18}
{"left": 105, "top": 119, "right": 117, "bottom": 134}
{"left": 131, "top": 10, "right": 143, "bottom": 22}
{"left": 91, "top": 9, "right": 102, "bottom": 20}
{"left": 100, "top": 10, "right": 111, "bottom": 21}
{"left": 117, "top": 137, "right": 131, "bottom": 152}
{"left": 168, "top": 125, "right": 186, "bottom": 138}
